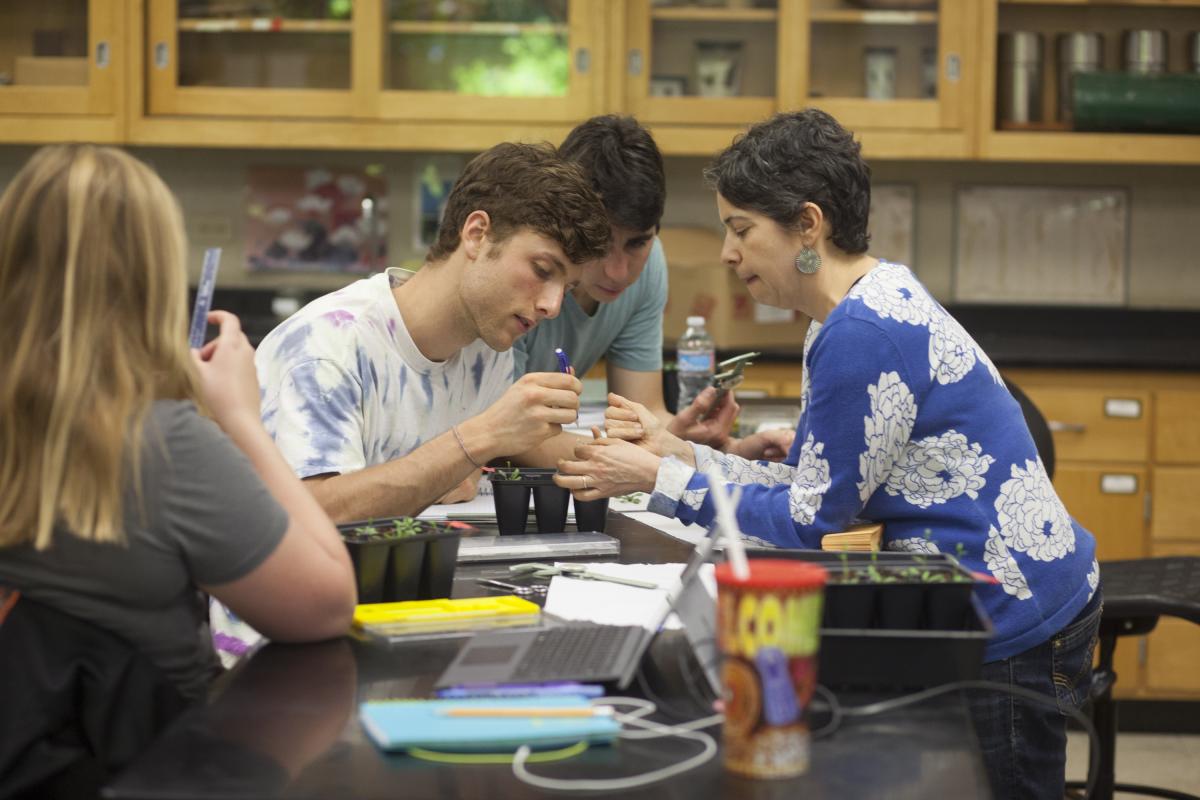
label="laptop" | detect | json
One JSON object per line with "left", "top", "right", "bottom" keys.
{"left": 434, "top": 530, "right": 721, "bottom": 692}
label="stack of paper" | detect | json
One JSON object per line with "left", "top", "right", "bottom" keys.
{"left": 819, "top": 522, "right": 884, "bottom": 552}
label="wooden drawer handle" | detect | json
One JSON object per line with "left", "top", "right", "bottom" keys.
{"left": 1049, "top": 421, "right": 1088, "bottom": 434}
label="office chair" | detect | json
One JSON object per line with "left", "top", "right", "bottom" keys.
{"left": 1004, "top": 378, "right": 1057, "bottom": 480}
{"left": 0, "top": 591, "right": 190, "bottom": 800}
{"left": 1065, "top": 558, "right": 1200, "bottom": 800}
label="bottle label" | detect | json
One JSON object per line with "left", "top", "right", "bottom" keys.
{"left": 678, "top": 350, "right": 714, "bottom": 373}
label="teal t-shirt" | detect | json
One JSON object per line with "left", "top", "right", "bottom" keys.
{"left": 513, "top": 238, "right": 668, "bottom": 378}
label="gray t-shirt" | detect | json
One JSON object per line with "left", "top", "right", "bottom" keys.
{"left": 0, "top": 400, "right": 288, "bottom": 700}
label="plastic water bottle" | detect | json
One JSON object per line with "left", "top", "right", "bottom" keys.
{"left": 676, "top": 316, "right": 715, "bottom": 411}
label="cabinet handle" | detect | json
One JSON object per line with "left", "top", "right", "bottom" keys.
{"left": 945, "top": 53, "right": 961, "bottom": 82}
{"left": 154, "top": 42, "right": 170, "bottom": 70}
{"left": 628, "top": 49, "right": 643, "bottom": 77}
{"left": 575, "top": 47, "right": 590, "bottom": 74}
{"left": 1048, "top": 421, "right": 1087, "bottom": 434}
{"left": 95, "top": 40, "right": 110, "bottom": 69}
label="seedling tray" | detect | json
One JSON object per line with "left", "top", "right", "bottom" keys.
{"left": 338, "top": 518, "right": 463, "bottom": 604}
{"left": 749, "top": 550, "right": 994, "bottom": 689}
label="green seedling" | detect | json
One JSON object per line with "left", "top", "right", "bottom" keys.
{"left": 494, "top": 462, "right": 522, "bottom": 481}
{"left": 392, "top": 517, "right": 423, "bottom": 538}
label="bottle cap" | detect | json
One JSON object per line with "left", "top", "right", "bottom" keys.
{"left": 686, "top": 315, "right": 706, "bottom": 327}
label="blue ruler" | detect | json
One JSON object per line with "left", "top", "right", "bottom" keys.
{"left": 188, "top": 247, "right": 222, "bottom": 349}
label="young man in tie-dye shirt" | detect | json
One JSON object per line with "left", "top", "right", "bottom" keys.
{"left": 255, "top": 143, "right": 611, "bottom": 523}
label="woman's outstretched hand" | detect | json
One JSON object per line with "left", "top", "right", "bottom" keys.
{"left": 554, "top": 427, "right": 662, "bottom": 501}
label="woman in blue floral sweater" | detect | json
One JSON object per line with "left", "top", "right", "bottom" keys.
{"left": 558, "top": 109, "right": 1101, "bottom": 800}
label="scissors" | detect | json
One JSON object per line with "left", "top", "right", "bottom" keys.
{"left": 475, "top": 577, "right": 548, "bottom": 598}
{"left": 509, "top": 562, "right": 660, "bottom": 590}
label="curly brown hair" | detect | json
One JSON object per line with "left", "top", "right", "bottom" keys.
{"left": 428, "top": 142, "right": 610, "bottom": 265}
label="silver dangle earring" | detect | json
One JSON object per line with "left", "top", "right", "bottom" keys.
{"left": 794, "top": 246, "right": 822, "bottom": 275}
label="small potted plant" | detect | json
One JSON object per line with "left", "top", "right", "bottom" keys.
{"left": 488, "top": 463, "right": 570, "bottom": 534}
{"left": 338, "top": 517, "right": 464, "bottom": 603}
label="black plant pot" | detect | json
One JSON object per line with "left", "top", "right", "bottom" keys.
{"left": 419, "top": 531, "right": 462, "bottom": 600}
{"left": 823, "top": 582, "right": 876, "bottom": 629}
{"left": 492, "top": 482, "right": 532, "bottom": 535}
{"left": 573, "top": 497, "right": 609, "bottom": 532}
{"left": 532, "top": 484, "right": 570, "bottom": 532}
{"left": 384, "top": 539, "right": 426, "bottom": 601}
{"left": 876, "top": 582, "right": 925, "bottom": 630}
{"left": 345, "top": 540, "right": 389, "bottom": 604}
{"left": 924, "top": 581, "right": 975, "bottom": 630}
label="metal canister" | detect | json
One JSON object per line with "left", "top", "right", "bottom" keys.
{"left": 1123, "top": 29, "right": 1167, "bottom": 74}
{"left": 997, "top": 32, "right": 1044, "bottom": 124}
{"left": 1056, "top": 32, "right": 1104, "bottom": 123}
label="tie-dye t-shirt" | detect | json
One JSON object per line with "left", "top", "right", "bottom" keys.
{"left": 255, "top": 268, "right": 513, "bottom": 478}
{"left": 647, "top": 262, "right": 1099, "bottom": 662}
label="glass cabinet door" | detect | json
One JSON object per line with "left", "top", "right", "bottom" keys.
{"left": 377, "top": 0, "right": 602, "bottom": 122}
{"left": 148, "top": 1, "right": 356, "bottom": 117}
{"left": 0, "top": 0, "right": 117, "bottom": 115}
{"left": 625, "top": 0, "right": 788, "bottom": 125}
{"left": 801, "top": 0, "right": 966, "bottom": 131}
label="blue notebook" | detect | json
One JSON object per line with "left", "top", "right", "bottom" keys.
{"left": 359, "top": 696, "right": 620, "bottom": 753}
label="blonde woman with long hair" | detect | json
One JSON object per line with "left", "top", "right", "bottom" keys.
{"left": 0, "top": 144, "right": 355, "bottom": 701}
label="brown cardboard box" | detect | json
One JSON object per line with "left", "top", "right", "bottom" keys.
{"left": 14, "top": 56, "right": 88, "bottom": 86}
{"left": 659, "top": 226, "right": 811, "bottom": 350}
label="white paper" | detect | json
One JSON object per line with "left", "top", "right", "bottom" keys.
{"left": 542, "top": 562, "right": 716, "bottom": 631}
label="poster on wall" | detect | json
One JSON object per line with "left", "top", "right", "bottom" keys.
{"left": 954, "top": 185, "right": 1128, "bottom": 305}
{"left": 869, "top": 184, "right": 915, "bottom": 267}
{"left": 245, "top": 166, "right": 388, "bottom": 273}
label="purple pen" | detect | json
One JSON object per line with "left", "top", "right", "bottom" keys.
{"left": 554, "top": 347, "right": 572, "bottom": 374}
{"left": 436, "top": 682, "right": 604, "bottom": 699}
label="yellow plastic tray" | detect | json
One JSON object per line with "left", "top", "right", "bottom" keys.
{"left": 353, "top": 595, "right": 541, "bottom": 629}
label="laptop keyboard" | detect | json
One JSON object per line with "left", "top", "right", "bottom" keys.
{"left": 510, "top": 625, "right": 642, "bottom": 682}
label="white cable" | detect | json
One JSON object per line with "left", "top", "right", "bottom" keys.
{"left": 510, "top": 698, "right": 721, "bottom": 792}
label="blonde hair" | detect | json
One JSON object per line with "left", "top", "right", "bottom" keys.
{"left": 0, "top": 144, "right": 200, "bottom": 550}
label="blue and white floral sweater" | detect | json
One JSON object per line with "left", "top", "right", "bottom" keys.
{"left": 648, "top": 262, "right": 1099, "bottom": 661}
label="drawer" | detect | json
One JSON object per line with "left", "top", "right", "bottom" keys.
{"left": 1052, "top": 464, "right": 1146, "bottom": 562}
{"left": 1150, "top": 467, "right": 1200, "bottom": 543}
{"left": 1020, "top": 387, "right": 1150, "bottom": 463}
{"left": 1145, "top": 541, "right": 1200, "bottom": 695}
{"left": 1155, "top": 390, "right": 1200, "bottom": 464}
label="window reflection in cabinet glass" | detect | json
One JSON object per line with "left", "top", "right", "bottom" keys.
{"left": 176, "top": 1, "right": 352, "bottom": 89}
{"left": 649, "top": 1, "right": 778, "bottom": 100}
{"left": 386, "top": 0, "right": 569, "bottom": 97}
{"left": 808, "top": 0, "right": 937, "bottom": 101}
{"left": 0, "top": 0, "right": 89, "bottom": 89}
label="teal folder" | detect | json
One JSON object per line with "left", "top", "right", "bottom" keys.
{"left": 359, "top": 696, "right": 620, "bottom": 753}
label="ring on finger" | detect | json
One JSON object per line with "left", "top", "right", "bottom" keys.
{"left": 582, "top": 476, "right": 589, "bottom": 490}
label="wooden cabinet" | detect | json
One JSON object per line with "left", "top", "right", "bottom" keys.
{"left": 1146, "top": 540, "right": 1200, "bottom": 694}
{"left": 3, "top": 0, "right": 1198, "bottom": 159}
{"left": 623, "top": 0, "right": 976, "bottom": 158}
{"left": 0, "top": 0, "right": 125, "bottom": 143}
{"left": 976, "top": 0, "right": 1200, "bottom": 165}
{"left": 1006, "top": 368, "right": 1200, "bottom": 700}
{"left": 145, "top": 0, "right": 603, "bottom": 122}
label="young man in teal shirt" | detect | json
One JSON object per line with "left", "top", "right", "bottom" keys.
{"left": 515, "top": 115, "right": 792, "bottom": 459}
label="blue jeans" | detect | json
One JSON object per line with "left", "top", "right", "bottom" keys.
{"left": 967, "top": 590, "right": 1103, "bottom": 800}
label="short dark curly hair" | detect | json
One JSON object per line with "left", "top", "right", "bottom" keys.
{"left": 428, "top": 142, "right": 611, "bottom": 265}
{"left": 704, "top": 109, "right": 871, "bottom": 254}
{"left": 559, "top": 115, "right": 665, "bottom": 233}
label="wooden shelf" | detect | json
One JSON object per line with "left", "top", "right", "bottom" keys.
{"left": 177, "top": 18, "right": 351, "bottom": 33}
{"left": 983, "top": 130, "right": 1200, "bottom": 164}
{"left": 810, "top": 9, "right": 938, "bottom": 25}
{"left": 387, "top": 20, "right": 568, "bottom": 36}
{"left": 650, "top": 6, "right": 778, "bottom": 23}
{"left": 1000, "top": 0, "right": 1200, "bottom": 6}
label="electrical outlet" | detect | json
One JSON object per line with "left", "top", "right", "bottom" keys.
{"left": 192, "top": 215, "right": 232, "bottom": 243}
